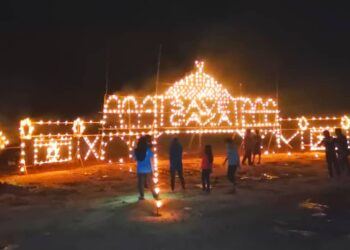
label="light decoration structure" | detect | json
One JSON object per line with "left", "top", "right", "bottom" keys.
{"left": 18, "top": 61, "right": 350, "bottom": 173}
{"left": 16, "top": 61, "right": 350, "bottom": 211}
{"left": 101, "top": 61, "right": 280, "bottom": 158}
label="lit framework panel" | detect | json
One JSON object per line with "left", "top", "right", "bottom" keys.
{"left": 19, "top": 118, "right": 102, "bottom": 173}
{"left": 279, "top": 115, "right": 350, "bottom": 151}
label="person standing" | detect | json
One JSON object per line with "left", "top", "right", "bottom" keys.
{"left": 242, "top": 129, "right": 254, "bottom": 165}
{"left": 143, "top": 134, "right": 153, "bottom": 188}
{"left": 201, "top": 145, "right": 213, "bottom": 193}
{"left": 253, "top": 129, "right": 262, "bottom": 165}
{"left": 169, "top": 137, "right": 185, "bottom": 191}
{"left": 223, "top": 138, "right": 240, "bottom": 192}
{"left": 318, "top": 130, "right": 340, "bottom": 178}
{"left": 134, "top": 136, "right": 158, "bottom": 200}
{"left": 334, "top": 128, "right": 350, "bottom": 175}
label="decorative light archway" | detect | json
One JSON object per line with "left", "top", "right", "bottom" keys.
{"left": 101, "top": 61, "right": 281, "bottom": 161}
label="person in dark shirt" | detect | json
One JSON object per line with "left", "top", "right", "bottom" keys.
{"left": 319, "top": 130, "right": 340, "bottom": 177}
{"left": 242, "top": 129, "right": 254, "bottom": 165}
{"left": 253, "top": 129, "right": 262, "bottom": 165}
{"left": 169, "top": 137, "right": 185, "bottom": 191}
{"left": 334, "top": 128, "right": 350, "bottom": 175}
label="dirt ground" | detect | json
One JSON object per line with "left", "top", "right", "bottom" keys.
{"left": 0, "top": 153, "right": 350, "bottom": 250}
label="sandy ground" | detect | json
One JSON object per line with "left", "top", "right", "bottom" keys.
{"left": 0, "top": 153, "right": 350, "bottom": 250}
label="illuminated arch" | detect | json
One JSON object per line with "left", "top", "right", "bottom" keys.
{"left": 105, "top": 95, "right": 119, "bottom": 113}
{"left": 121, "top": 96, "right": 138, "bottom": 113}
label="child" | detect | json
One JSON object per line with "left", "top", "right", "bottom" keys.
{"left": 223, "top": 138, "right": 240, "bottom": 192}
{"left": 201, "top": 145, "right": 213, "bottom": 193}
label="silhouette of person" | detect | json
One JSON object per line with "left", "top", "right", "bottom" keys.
{"left": 223, "top": 138, "right": 240, "bottom": 193}
{"left": 242, "top": 129, "right": 254, "bottom": 165}
{"left": 169, "top": 137, "right": 185, "bottom": 191}
{"left": 253, "top": 129, "right": 262, "bottom": 164}
{"left": 319, "top": 130, "right": 340, "bottom": 177}
{"left": 334, "top": 128, "right": 350, "bottom": 174}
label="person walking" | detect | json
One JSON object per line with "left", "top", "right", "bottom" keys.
{"left": 253, "top": 129, "right": 262, "bottom": 165}
{"left": 201, "top": 145, "right": 214, "bottom": 193}
{"left": 334, "top": 128, "right": 350, "bottom": 175}
{"left": 169, "top": 137, "right": 185, "bottom": 191}
{"left": 318, "top": 130, "right": 340, "bottom": 178}
{"left": 242, "top": 129, "right": 254, "bottom": 165}
{"left": 133, "top": 136, "right": 158, "bottom": 200}
{"left": 223, "top": 138, "right": 240, "bottom": 193}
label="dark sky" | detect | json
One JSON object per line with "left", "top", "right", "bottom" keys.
{"left": 1, "top": 1, "right": 350, "bottom": 127}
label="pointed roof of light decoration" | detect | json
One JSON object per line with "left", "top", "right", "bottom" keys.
{"left": 164, "top": 61, "right": 231, "bottom": 99}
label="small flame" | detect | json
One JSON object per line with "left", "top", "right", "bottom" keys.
{"left": 156, "top": 200, "right": 162, "bottom": 208}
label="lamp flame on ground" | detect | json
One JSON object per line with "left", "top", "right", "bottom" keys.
{"left": 155, "top": 200, "right": 162, "bottom": 216}
{"left": 156, "top": 200, "right": 162, "bottom": 208}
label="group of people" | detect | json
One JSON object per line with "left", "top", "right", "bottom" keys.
{"left": 133, "top": 129, "right": 262, "bottom": 200}
{"left": 319, "top": 128, "right": 350, "bottom": 178}
{"left": 241, "top": 129, "right": 263, "bottom": 166}
{"left": 169, "top": 138, "right": 241, "bottom": 193}
{"left": 133, "top": 128, "right": 349, "bottom": 200}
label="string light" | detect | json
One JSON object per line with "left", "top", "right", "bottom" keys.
{"left": 73, "top": 118, "right": 85, "bottom": 135}
{"left": 20, "top": 118, "right": 34, "bottom": 139}
{"left": 83, "top": 136, "right": 100, "bottom": 160}
{"left": 0, "top": 131, "right": 9, "bottom": 149}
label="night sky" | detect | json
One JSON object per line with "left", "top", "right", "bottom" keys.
{"left": 1, "top": 1, "right": 349, "bottom": 127}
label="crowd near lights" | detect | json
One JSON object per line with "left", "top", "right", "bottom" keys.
{"left": 15, "top": 61, "right": 350, "bottom": 213}
{"left": 100, "top": 61, "right": 282, "bottom": 210}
